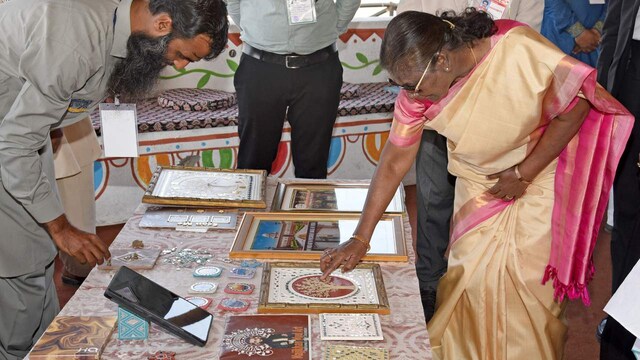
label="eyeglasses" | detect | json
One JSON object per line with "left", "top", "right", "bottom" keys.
{"left": 387, "top": 53, "right": 436, "bottom": 96}
{"left": 412, "top": 56, "right": 435, "bottom": 96}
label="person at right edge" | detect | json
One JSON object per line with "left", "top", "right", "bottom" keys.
{"left": 541, "top": 0, "right": 606, "bottom": 67}
{"left": 227, "top": 0, "right": 360, "bottom": 179}
{"left": 320, "top": 9, "right": 632, "bottom": 359}
{"left": 597, "top": 0, "right": 640, "bottom": 358}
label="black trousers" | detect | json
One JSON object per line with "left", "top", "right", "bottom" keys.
{"left": 601, "top": 41, "right": 640, "bottom": 360}
{"left": 415, "top": 130, "right": 456, "bottom": 292}
{"left": 234, "top": 51, "right": 343, "bottom": 179}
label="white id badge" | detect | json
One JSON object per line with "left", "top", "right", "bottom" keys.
{"left": 99, "top": 103, "right": 139, "bottom": 158}
{"left": 472, "top": 0, "right": 509, "bottom": 19}
{"left": 287, "top": 0, "right": 316, "bottom": 25}
{"left": 589, "top": 0, "right": 605, "bottom": 4}
{"left": 487, "top": 0, "right": 508, "bottom": 20}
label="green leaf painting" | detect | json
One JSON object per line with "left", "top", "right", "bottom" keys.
{"left": 356, "top": 52, "right": 369, "bottom": 64}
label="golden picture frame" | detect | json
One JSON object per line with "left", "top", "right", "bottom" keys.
{"left": 229, "top": 212, "right": 407, "bottom": 262}
{"left": 142, "top": 166, "right": 267, "bottom": 209}
{"left": 271, "top": 181, "right": 405, "bottom": 213}
{"left": 258, "top": 262, "right": 390, "bottom": 315}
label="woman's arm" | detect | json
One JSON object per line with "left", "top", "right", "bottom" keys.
{"left": 487, "top": 97, "right": 591, "bottom": 199}
{"left": 320, "top": 139, "right": 420, "bottom": 278}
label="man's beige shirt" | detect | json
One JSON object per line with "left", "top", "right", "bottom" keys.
{"left": 0, "top": 0, "right": 131, "bottom": 223}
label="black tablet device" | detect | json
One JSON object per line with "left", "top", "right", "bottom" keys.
{"left": 104, "top": 266, "right": 213, "bottom": 347}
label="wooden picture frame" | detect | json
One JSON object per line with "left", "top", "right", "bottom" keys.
{"left": 142, "top": 166, "right": 267, "bottom": 209}
{"left": 258, "top": 262, "right": 390, "bottom": 315}
{"left": 271, "top": 181, "right": 405, "bottom": 213}
{"left": 229, "top": 212, "right": 407, "bottom": 262}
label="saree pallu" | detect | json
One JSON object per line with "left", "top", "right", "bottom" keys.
{"left": 413, "top": 26, "right": 633, "bottom": 359}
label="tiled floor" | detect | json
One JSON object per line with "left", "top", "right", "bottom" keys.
{"left": 53, "top": 186, "right": 611, "bottom": 359}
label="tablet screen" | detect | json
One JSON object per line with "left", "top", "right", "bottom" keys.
{"left": 106, "top": 266, "right": 212, "bottom": 344}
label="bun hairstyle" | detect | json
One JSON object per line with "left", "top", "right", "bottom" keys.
{"left": 439, "top": 8, "right": 497, "bottom": 50}
{"left": 380, "top": 8, "right": 496, "bottom": 78}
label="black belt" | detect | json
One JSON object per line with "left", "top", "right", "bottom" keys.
{"left": 243, "top": 43, "right": 337, "bottom": 69}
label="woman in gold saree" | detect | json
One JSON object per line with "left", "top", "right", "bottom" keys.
{"left": 319, "top": 9, "right": 633, "bottom": 359}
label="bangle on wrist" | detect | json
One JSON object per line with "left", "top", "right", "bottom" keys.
{"left": 514, "top": 165, "right": 532, "bottom": 185}
{"left": 350, "top": 234, "right": 371, "bottom": 252}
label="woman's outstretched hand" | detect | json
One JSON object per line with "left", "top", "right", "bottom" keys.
{"left": 320, "top": 238, "right": 369, "bottom": 280}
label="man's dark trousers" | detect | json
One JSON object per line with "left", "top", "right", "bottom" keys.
{"left": 235, "top": 51, "right": 342, "bottom": 179}
{"left": 415, "top": 129, "right": 456, "bottom": 321}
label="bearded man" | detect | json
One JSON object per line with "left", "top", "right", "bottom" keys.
{"left": 0, "top": 0, "right": 228, "bottom": 358}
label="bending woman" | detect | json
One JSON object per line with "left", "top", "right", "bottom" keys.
{"left": 319, "top": 9, "right": 633, "bottom": 359}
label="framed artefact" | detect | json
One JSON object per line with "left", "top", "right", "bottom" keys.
{"left": 139, "top": 207, "right": 238, "bottom": 231}
{"left": 230, "top": 212, "right": 407, "bottom": 262}
{"left": 258, "top": 262, "right": 390, "bottom": 315}
{"left": 142, "top": 166, "right": 267, "bottom": 209}
{"left": 323, "top": 345, "right": 389, "bottom": 360}
{"left": 271, "top": 181, "right": 404, "bottom": 213}
{"left": 319, "top": 313, "right": 383, "bottom": 341}
{"left": 221, "top": 315, "right": 311, "bottom": 359}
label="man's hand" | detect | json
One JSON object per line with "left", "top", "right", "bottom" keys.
{"left": 574, "top": 29, "right": 601, "bottom": 53}
{"left": 44, "top": 215, "right": 110, "bottom": 266}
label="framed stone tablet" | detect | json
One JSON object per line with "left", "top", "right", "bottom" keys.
{"left": 271, "top": 181, "right": 404, "bottom": 213}
{"left": 258, "top": 262, "right": 390, "bottom": 315}
{"left": 230, "top": 212, "right": 407, "bottom": 262}
{"left": 142, "top": 166, "right": 266, "bottom": 209}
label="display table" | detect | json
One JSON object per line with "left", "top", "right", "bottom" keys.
{"left": 46, "top": 178, "right": 430, "bottom": 359}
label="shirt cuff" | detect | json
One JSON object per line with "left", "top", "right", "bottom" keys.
{"left": 593, "top": 21, "right": 604, "bottom": 34}
{"left": 567, "top": 22, "right": 586, "bottom": 38}
{"left": 23, "top": 190, "right": 64, "bottom": 224}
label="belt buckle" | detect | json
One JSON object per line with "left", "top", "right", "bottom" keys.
{"left": 285, "top": 55, "right": 301, "bottom": 69}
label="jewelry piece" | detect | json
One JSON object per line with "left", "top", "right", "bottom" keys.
{"left": 504, "top": 195, "right": 514, "bottom": 201}
{"left": 224, "top": 282, "right": 255, "bottom": 295}
{"left": 193, "top": 266, "right": 223, "bottom": 278}
{"left": 185, "top": 296, "right": 213, "bottom": 309}
{"left": 189, "top": 282, "right": 218, "bottom": 294}
{"left": 240, "top": 259, "right": 263, "bottom": 268}
{"left": 442, "top": 19, "right": 455, "bottom": 29}
{"left": 350, "top": 234, "right": 371, "bottom": 252}
{"left": 217, "top": 298, "right": 250, "bottom": 312}
{"left": 229, "top": 267, "right": 256, "bottom": 279}
{"left": 514, "top": 165, "right": 532, "bottom": 184}
{"left": 121, "top": 252, "right": 140, "bottom": 261}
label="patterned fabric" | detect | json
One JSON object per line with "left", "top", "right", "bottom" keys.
{"left": 157, "top": 88, "right": 237, "bottom": 111}
{"left": 91, "top": 82, "right": 396, "bottom": 134}
{"left": 337, "top": 82, "right": 395, "bottom": 117}
{"left": 340, "top": 82, "right": 360, "bottom": 100}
